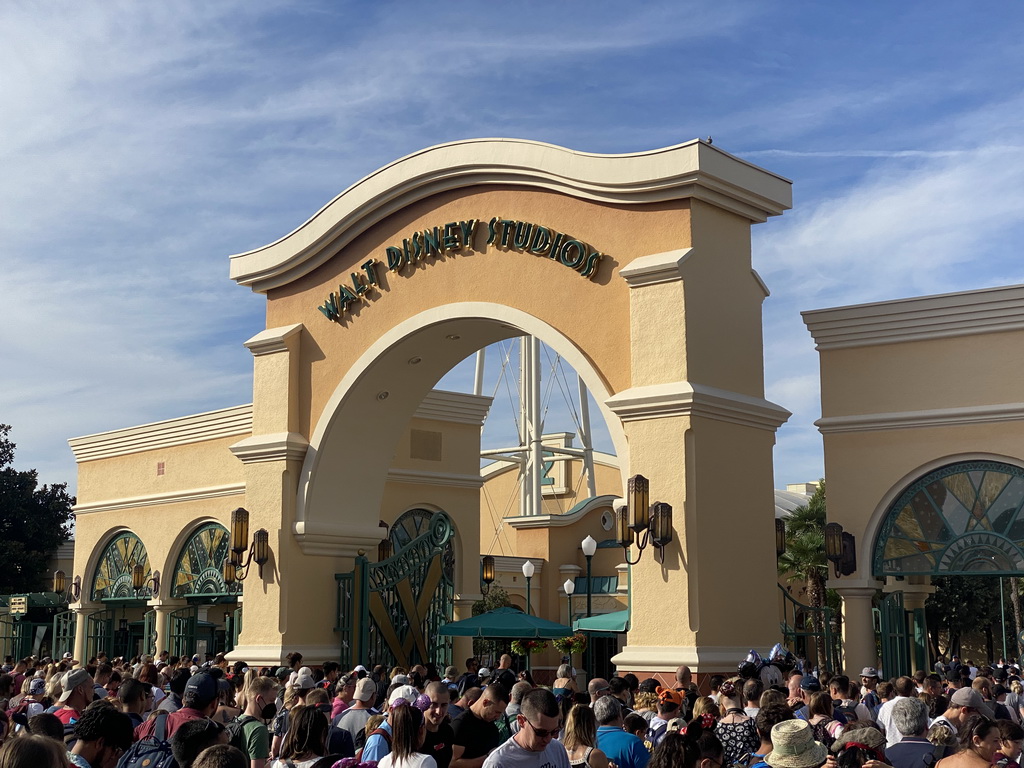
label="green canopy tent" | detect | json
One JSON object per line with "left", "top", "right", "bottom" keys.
{"left": 437, "top": 606, "right": 572, "bottom": 638}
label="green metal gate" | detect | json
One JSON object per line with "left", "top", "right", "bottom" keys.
{"left": 337, "top": 511, "right": 455, "bottom": 670}
{"left": 880, "top": 591, "right": 911, "bottom": 677}
{"left": 142, "top": 610, "right": 157, "bottom": 657}
{"left": 53, "top": 611, "right": 76, "bottom": 659}
{"left": 0, "top": 614, "right": 30, "bottom": 660}
{"left": 169, "top": 606, "right": 198, "bottom": 659}
{"left": 778, "top": 585, "right": 841, "bottom": 673}
{"left": 86, "top": 610, "right": 113, "bottom": 660}
{"left": 224, "top": 605, "right": 242, "bottom": 653}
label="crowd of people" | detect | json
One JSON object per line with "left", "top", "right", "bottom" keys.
{"left": 0, "top": 648, "right": 1021, "bottom": 768}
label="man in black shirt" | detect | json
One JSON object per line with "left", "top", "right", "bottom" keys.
{"left": 422, "top": 681, "right": 455, "bottom": 768}
{"left": 451, "top": 682, "right": 510, "bottom": 768}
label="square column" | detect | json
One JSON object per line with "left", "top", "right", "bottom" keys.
{"left": 609, "top": 217, "right": 790, "bottom": 675}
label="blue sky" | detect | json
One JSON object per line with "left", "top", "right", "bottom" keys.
{"left": 4, "top": 2, "right": 1024, "bottom": 495}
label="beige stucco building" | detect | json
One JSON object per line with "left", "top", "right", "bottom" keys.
{"left": 806, "top": 285, "right": 1024, "bottom": 675}
{"left": 53, "top": 138, "right": 799, "bottom": 679}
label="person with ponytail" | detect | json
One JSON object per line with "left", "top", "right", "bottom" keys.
{"left": 650, "top": 720, "right": 724, "bottom": 768}
{"left": 379, "top": 702, "right": 436, "bottom": 768}
{"left": 715, "top": 680, "right": 760, "bottom": 765}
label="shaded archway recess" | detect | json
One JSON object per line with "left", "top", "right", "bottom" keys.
{"left": 92, "top": 532, "right": 153, "bottom": 601}
{"left": 228, "top": 138, "right": 791, "bottom": 292}
{"left": 172, "top": 523, "right": 242, "bottom": 599}
{"left": 295, "top": 304, "right": 626, "bottom": 556}
{"left": 874, "top": 461, "right": 1024, "bottom": 577}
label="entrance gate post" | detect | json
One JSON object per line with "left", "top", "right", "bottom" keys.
{"left": 834, "top": 584, "right": 882, "bottom": 676}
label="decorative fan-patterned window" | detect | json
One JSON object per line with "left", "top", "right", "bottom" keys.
{"left": 390, "top": 508, "right": 455, "bottom": 581}
{"left": 173, "top": 523, "right": 241, "bottom": 599}
{"left": 92, "top": 532, "right": 152, "bottom": 601}
{"left": 874, "top": 461, "right": 1024, "bottom": 576}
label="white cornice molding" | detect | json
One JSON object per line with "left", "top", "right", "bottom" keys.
{"left": 619, "top": 248, "right": 693, "bottom": 288}
{"left": 386, "top": 468, "right": 484, "bottom": 489}
{"left": 505, "top": 495, "right": 619, "bottom": 530}
{"left": 803, "top": 283, "right": 1024, "bottom": 350}
{"left": 244, "top": 323, "right": 304, "bottom": 356}
{"left": 74, "top": 483, "right": 245, "bottom": 515}
{"left": 68, "top": 405, "right": 252, "bottom": 463}
{"left": 293, "top": 520, "right": 385, "bottom": 557}
{"left": 606, "top": 382, "right": 790, "bottom": 431}
{"left": 817, "top": 402, "right": 1024, "bottom": 434}
{"left": 229, "top": 138, "right": 792, "bottom": 292}
{"left": 414, "top": 390, "right": 493, "bottom": 425}
{"left": 229, "top": 432, "right": 309, "bottom": 464}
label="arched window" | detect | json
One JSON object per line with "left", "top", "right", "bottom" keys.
{"left": 874, "top": 461, "right": 1024, "bottom": 576}
{"left": 92, "top": 532, "right": 152, "bottom": 600}
{"left": 172, "top": 522, "right": 241, "bottom": 599}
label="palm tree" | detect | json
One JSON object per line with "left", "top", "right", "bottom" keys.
{"left": 778, "top": 482, "right": 829, "bottom": 671}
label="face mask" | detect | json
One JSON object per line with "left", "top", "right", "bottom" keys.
{"left": 259, "top": 698, "right": 277, "bottom": 721}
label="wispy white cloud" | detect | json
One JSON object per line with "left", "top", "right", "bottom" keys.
{"left": 2, "top": 0, "right": 1024, "bottom": 500}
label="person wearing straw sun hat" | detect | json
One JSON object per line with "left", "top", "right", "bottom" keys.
{"left": 765, "top": 720, "right": 829, "bottom": 768}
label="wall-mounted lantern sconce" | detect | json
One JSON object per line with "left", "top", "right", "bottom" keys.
{"left": 614, "top": 475, "right": 673, "bottom": 565}
{"left": 775, "top": 518, "right": 787, "bottom": 558}
{"left": 824, "top": 522, "right": 857, "bottom": 577}
{"left": 53, "top": 570, "right": 81, "bottom": 602}
{"left": 131, "top": 564, "right": 161, "bottom": 596}
{"left": 378, "top": 521, "right": 392, "bottom": 561}
{"left": 481, "top": 555, "right": 495, "bottom": 596}
{"left": 229, "top": 507, "right": 270, "bottom": 581}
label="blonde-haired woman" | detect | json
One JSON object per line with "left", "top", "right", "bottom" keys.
{"left": 563, "top": 704, "right": 611, "bottom": 768}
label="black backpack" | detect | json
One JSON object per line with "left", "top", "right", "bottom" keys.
{"left": 117, "top": 710, "right": 178, "bottom": 768}
{"left": 226, "top": 714, "right": 259, "bottom": 754}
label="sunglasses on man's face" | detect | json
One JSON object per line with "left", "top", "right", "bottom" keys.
{"left": 523, "top": 719, "right": 560, "bottom": 739}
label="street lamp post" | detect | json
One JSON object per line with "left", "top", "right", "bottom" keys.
{"left": 522, "top": 560, "right": 535, "bottom": 615}
{"left": 563, "top": 577, "right": 575, "bottom": 626}
{"left": 581, "top": 535, "right": 597, "bottom": 681}
{"left": 581, "top": 536, "right": 597, "bottom": 617}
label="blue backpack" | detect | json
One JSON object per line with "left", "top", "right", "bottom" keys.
{"left": 116, "top": 710, "right": 178, "bottom": 768}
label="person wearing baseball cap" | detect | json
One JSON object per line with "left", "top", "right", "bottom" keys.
{"left": 931, "top": 687, "right": 994, "bottom": 739}
{"left": 55, "top": 668, "right": 94, "bottom": 726}
{"left": 335, "top": 677, "right": 379, "bottom": 750}
{"left": 648, "top": 686, "right": 684, "bottom": 748}
{"left": 134, "top": 670, "right": 219, "bottom": 741}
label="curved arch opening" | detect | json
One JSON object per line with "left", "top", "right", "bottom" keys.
{"left": 296, "top": 303, "right": 627, "bottom": 554}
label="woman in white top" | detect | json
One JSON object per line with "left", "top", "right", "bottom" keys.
{"left": 378, "top": 703, "right": 436, "bottom": 768}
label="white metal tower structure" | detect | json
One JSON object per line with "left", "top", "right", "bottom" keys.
{"left": 475, "top": 336, "right": 598, "bottom": 517}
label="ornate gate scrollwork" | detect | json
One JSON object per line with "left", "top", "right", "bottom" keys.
{"left": 338, "top": 510, "right": 454, "bottom": 669}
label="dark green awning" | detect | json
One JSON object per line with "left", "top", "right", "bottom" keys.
{"left": 573, "top": 609, "right": 629, "bottom": 633}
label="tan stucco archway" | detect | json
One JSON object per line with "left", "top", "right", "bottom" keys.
{"left": 227, "top": 138, "right": 792, "bottom": 673}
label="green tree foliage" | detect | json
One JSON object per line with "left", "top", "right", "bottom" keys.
{"left": 778, "top": 481, "right": 829, "bottom": 670}
{"left": 926, "top": 575, "right": 1001, "bottom": 659}
{"left": 0, "top": 424, "right": 74, "bottom": 594}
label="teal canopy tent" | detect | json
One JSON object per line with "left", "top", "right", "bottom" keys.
{"left": 437, "top": 606, "right": 572, "bottom": 638}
